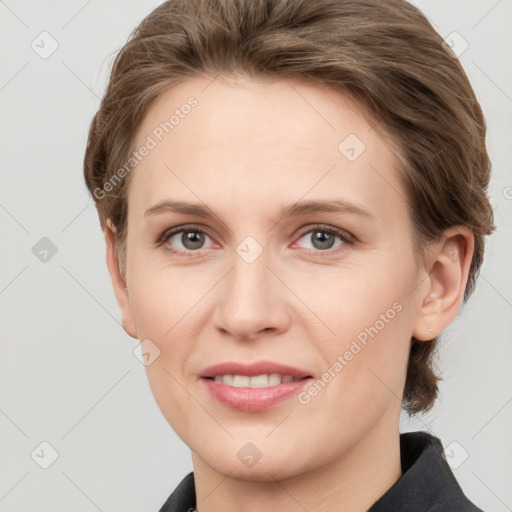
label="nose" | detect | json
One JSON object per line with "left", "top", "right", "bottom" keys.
{"left": 212, "top": 246, "right": 291, "bottom": 341}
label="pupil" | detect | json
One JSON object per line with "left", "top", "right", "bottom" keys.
{"left": 183, "top": 231, "right": 204, "bottom": 249}
{"left": 313, "top": 231, "right": 334, "bottom": 250}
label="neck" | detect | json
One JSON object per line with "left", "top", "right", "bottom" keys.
{"left": 191, "top": 415, "right": 402, "bottom": 512}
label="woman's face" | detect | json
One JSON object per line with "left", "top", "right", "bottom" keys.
{"left": 119, "top": 75, "right": 428, "bottom": 480}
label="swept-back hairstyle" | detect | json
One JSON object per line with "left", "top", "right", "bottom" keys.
{"left": 84, "top": 0, "right": 495, "bottom": 414}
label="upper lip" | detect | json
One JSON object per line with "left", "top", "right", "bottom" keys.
{"left": 200, "top": 361, "right": 312, "bottom": 379}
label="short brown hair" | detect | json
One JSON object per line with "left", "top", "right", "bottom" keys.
{"left": 83, "top": 0, "right": 495, "bottom": 414}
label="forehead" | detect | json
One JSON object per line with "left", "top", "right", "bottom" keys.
{"left": 133, "top": 74, "right": 387, "bottom": 158}
{"left": 128, "top": 75, "right": 405, "bottom": 223}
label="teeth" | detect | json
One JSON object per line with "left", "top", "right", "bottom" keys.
{"left": 212, "top": 373, "right": 298, "bottom": 388}
{"left": 248, "top": 374, "right": 270, "bottom": 388}
{"left": 268, "top": 373, "right": 281, "bottom": 386}
{"left": 233, "top": 375, "right": 250, "bottom": 387}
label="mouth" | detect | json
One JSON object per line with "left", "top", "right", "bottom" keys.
{"left": 200, "top": 361, "right": 313, "bottom": 411}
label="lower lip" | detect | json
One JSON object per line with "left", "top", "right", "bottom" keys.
{"left": 201, "top": 378, "right": 312, "bottom": 412}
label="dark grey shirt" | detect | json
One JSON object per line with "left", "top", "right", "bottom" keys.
{"left": 159, "top": 431, "right": 483, "bottom": 511}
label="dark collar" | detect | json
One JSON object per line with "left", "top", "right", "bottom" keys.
{"left": 159, "top": 431, "right": 483, "bottom": 512}
{"left": 368, "top": 431, "right": 483, "bottom": 511}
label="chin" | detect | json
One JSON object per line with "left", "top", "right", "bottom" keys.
{"left": 194, "top": 439, "right": 316, "bottom": 482}
{"left": 210, "top": 458, "right": 307, "bottom": 482}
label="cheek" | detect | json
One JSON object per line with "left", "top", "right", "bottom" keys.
{"left": 306, "top": 262, "right": 416, "bottom": 400}
{"left": 293, "top": 302, "right": 411, "bottom": 461}
{"left": 129, "top": 273, "right": 201, "bottom": 435}
{"left": 126, "top": 260, "right": 211, "bottom": 400}
{"left": 303, "top": 261, "right": 413, "bottom": 340}
{"left": 127, "top": 255, "right": 207, "bottom": 338}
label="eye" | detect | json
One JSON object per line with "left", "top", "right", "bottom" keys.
{"left": 293, "top": 225, "right": 353, "bottom": 253}
{"left": 156, "top": 225, "right": 216, "bottom": 256}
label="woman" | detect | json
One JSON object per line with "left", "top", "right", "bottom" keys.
{"left": 83, "top": 0, "right": 494, "bottom": 510}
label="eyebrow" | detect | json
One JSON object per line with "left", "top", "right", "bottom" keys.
{"left": 144, "top": 198, "right": 374, "bottom": 220}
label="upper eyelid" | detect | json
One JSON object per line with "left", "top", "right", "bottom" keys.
{"left": 296, "top": 224, "right": 353, "bottom": 239}
{"left": 160, "top": 223, "right": 214, "bottom": 241}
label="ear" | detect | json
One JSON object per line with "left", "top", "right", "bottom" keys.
{"left": 104, "top": 219, "right": 138, "bottom": 339}
{"left": 412, "top": 226, "right": 475, "bottom": 341}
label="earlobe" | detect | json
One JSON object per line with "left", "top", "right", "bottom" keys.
{"left": 412, "top": 226, "right": 474, "bottom": 341}
{"left": 104, "top": 219, "right": 138, "bottom": 339}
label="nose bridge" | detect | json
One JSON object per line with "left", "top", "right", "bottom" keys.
{"left": 213, "top": 238, "right": 288, "bottom": 338}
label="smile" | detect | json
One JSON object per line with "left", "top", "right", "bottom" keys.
{"left": 209, "top": 373, "right": 302, "bottom": 388}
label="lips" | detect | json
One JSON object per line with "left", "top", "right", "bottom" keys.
{"left": 200, "top": 360, "right": 313, "bottom": 412}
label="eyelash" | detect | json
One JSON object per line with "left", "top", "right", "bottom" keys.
{"left": 154, "top": 223, "right": 356, "bottom": 258}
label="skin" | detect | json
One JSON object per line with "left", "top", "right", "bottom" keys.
{"left": 104, "top": 75, "right": 474, "bottom": 512}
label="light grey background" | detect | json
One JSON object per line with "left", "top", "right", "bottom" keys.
{"left": 0, "top": 1, "right": 511, "bottom": 511}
